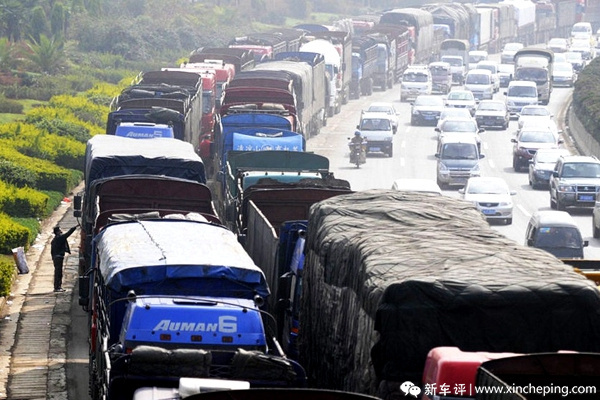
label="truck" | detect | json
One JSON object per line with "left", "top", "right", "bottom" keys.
{"left": 503, "top": 0, "right": 536, "bottom": 46}
{"left": 189, "top": 47, "right": 255, "bottom": 73}
{"left": 366, "top": 24, "right": 411, "bottom": 85}
{"left": 439, "top": 39, "right": 469, "bottom": 84}
{"left": 421, "top": 3, "right": 474, "bottom": 43}
{"left": 111, "top": 70, "right": 204, "bottom": 152}
{"left": 350, "top": 35, "right": 379, "bottom": 99}
{"left": 379, "top": 8, "right": 435, "bottom": 65}
{"left": 296, "top": 25, "right": 353, "bottom": 111}
{"left": 74, "top": 135, "right": 209, "bottom": 280}
{"left": 229, "top": 32, "right": 287, "bottom": 62}
{"left": 514, "top": 48, "right": 554, "bottom": 105}
{"left": 87, "top": 218, "right": 307, "bottom": 400}
{"left": 475, "top": 2, "right": 517, "bottom": 55}
{"left": 298, "top": 190, "right": 600, "bottom": 399}
{"left": 181, "top": 60, "right": 235, "bottom": 109}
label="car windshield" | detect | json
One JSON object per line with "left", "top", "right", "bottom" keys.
{"left": 415, "top": 97, "right": 442, "bottom": 106}
{"left": 360, "top": 118, "right": 391, "bottom": 131}
{"left": 535, "top": 227, "right": 582, "bottom": 249}
{"left": 561, "top": 162, "right": 600, "bottom": 178}
{"left": 368, "top": 105, "right": 394, "bottom": 114}
{"left": 521, "top": 107, "right": 550, "bottom": 116}
{"left": 442, "top": 120, "right": 477, "bottom": 132}
{"left": 404, "top": 72, "right": 428, "bottom": 82}
{"left": 448, "top": 92, "right": 473, "bottom": 101}
{"left": 469, "top": 54, "right": 486, "bottom": 63}
{"left": 477, "top": 64, "right": 496, "bottom": 74}
{"left": 536, "top": 152, "right": 564, "bottom": 163}
{"left": 504, "top": 43, "right": 522, "bottom": 51}
{"left": 479, "top": 102, "right": 504, "bottom": 111}
{"left": 443, "top": 58, "right": 463, "bottom": 67}
{"left": 440, "top": 109, "right": 471, "bottom": 120}
{"left": 441, "top": 143, "right": 478, "bottom": 160}
{"left": 519, "top": 130, "right": 555, "bottom": 143}
{"left": 467, "top": 180, "right": 507, "bottom": 195}
{"left": 466, "top": 74, "right": 489, "bottom": 84}
{"left": 509, "top": 86, "right": 537, "bottom": 97}
{"left": 498, "top": 65, "right": 513, "bottom": 73}
{"left": 554, "top": 63, "right": 573, "bottom": 72}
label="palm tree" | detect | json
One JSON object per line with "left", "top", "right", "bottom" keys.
{"left": 24, "top": 34, "right": 65, "bottom": 74}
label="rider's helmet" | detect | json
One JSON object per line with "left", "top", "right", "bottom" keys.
{"left": 354, "top": 131, "right": 361, "bottom": 136}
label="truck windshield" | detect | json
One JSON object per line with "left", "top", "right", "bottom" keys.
{"left": 509, "top": 86, "right": 537, "bottom": 97}
{"left": 430, "top": 67, "right": 449, "bottom": 76}
{"left": 515, "top": 68, "right": 548, "bottom": 84}
{"left": 442, "top": 58, "right": 463, "bottom": 67}
{"left": 404, "top": 73, "right": 428, "bottom": 82}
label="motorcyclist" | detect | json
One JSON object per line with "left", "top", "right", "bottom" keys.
{"left": 349, "top": 131, "right": 367, "bottom": 164}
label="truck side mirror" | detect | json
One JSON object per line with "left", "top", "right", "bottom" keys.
{"left": 73, "top": 195, "right": 82, "bottom": 218}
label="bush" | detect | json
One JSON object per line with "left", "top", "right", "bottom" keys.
{"left": 573, "top": 58, "right": 600, "bottom": 144}
{"left": 0, "top": 213, "right": 30, "bottom": 254}
{"left": 12, "top": 217, "right": 41, "bottom": 246}
{"left": 0, "top": 160, "right": 37, "bottom": 188}
{"left": 0, "top": 95, "right": 24, "bottom": 114}
{"left": 0, "top": 259, "right": 13, "bottom": 297}
{"left": 0, "top": 180, "right": 48, "bottom": 218}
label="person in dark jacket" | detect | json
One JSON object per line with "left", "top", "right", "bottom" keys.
{"left": 51, "top": 225, "right": 78, "bottom": 292}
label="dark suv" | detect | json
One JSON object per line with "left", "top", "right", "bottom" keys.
{"left": 549, "top": 155, "right": 600, "bottom": 211}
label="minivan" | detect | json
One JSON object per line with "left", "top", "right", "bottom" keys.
{"left": 571, "top": 22, "right": 593, "bottom": 41}
{"left": 464, "top": 69, "right": 493, "bottom": 100}
{"left": 504, "top": 80, "right": 538, "bottom": 117}
{"left": 525, "top": 210, "right": 588, "bottom": 259}
{"left": 435, "top": 133, "right": 485, "bottom": 189}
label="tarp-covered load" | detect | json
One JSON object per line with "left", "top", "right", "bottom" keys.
{"left": 84, "top": 135, "right": 206, "bottom": 186}
{"left": 299, "top": 190, "right": 600, "bottom": 397}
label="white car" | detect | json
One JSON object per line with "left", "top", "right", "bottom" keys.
{"left": 547, "top": 38, "right": 569, "bottom": 53}
{"left": 501, "top": 42, "right": 524, "bottom": 64}
{"left": 435, "top": 117, "right": 484, "bottom": 152}
{"left": 517, "top": 105, "right": 555, "bottom": 131}
{"left": 552, "top": 62, "right": 576, "bottom": 87}
{"left": 365, "top": 102, "right": 399, "bottom": 133}
{"left": 459, "top": 177, "right": 516, "bottom": 225}
{"left": 436, "top": 107, "right": 473, "bottom": 129}
{"left": 475, "top": 60, "right": 500, "bottom": 93}
{"left": 468, "top": 50, "right": 488, "bottom": 70}
{"left": 444, "top": 90, "right": 477, "bottom": 116}
{"left": 391, "top": 178, "right": 442, "bottom": 195}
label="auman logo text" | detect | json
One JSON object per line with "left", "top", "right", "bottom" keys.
{"left": 153, "top": 316, "right": 237, "bottom": 333}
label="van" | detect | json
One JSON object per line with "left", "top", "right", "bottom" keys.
{"left": 464, "top": 69, "right": 493, "bottom": 100}
{"left": 400, "top": 66, "right": 432, "bottom": 102}
{"left": 504, "top": 80, "right": 538, "bottom": 118}
{"left": 435, "top": 133, "right": 485, "bottom": 189}
{"left": 571, "top": 22, "right": 593, "bottom": 41}
{"left": 525, "top": 210, "right": 588, "bottom": 259}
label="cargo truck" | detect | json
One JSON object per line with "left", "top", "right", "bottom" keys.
{"left": 189, "top": 47, "right": 255, "bottom": 73}
{"left": 379, "top": 8, "right": 436, "bottom": 65}
{"left": 366, "top": 24, "right": 411, "bottom": 85}
{"left": 439, "top": 39, "right": 469, "bottom": 84}
{"left": 298, "top": 190, "right": 600, "bottom": 399}
{"left": 514, "top": 48, "right": 554, "bottom": 105}
{"left": 350, "top": 36, "right": 378, "bottom": 99}
{"left": 87, "top": 218, "right": 306, "bottom": 400}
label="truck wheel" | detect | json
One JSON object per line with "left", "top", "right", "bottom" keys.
{"left": 328, "top": 107, "right": 334, "bottom": 118}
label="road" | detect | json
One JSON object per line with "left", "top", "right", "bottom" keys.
{"left": 306, "top": 75, "right": 600, "bottom": 259}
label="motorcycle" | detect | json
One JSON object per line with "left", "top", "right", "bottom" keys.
{"left": 348, "top": 135, "right": 367, "bottom": 168}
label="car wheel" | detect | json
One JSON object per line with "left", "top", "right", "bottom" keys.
{"left": 437, "top": 179, "right": 447, "bottom": 190}
{"left": 502, "top": 121, "right": 508, "bottom": 130}
{"left": 512, "top": 156, "right": 520, "bottom": 172}
{"left": 387, "top": 147, "right": 394, "bottom": 157}
{"left": 550, "top": 194, "right": 557, "bottom": 209}
{"left": 506, "top": 218, "right": 512, "bottom": 225}
{"left": 411, "top": 118, "right": 417, "bottom": 126}
{"left": 594, "top": 219, "right": 600, "bottom": 239}
{"left": 556, "top": 197, "right": 565, "bottom": 211}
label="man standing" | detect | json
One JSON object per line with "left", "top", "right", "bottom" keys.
{"left": 51, "top": 225, "right": 78, "bottom": 292}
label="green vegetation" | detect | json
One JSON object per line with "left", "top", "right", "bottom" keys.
{"left": 572, "top": 57, "right": 600, "bottom": 144}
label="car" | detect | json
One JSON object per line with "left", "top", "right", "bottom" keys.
{"left": 468, "top": 50, "right": 488, "bottom": 70}
{"left": 435, "top": 117, "right": 483, "bottom": 153}
{"left": 553, "top": 52, "right": 567, "bottom": 63}
{"left": 517, "top": 105, "right": 554, "bottom": 130}
{"left": 552, "top": 61, "right": 577, "bottom": 87}
{"left": 391, "top": 178, "right": 442, "bottom": 195}
{"left": 410, "top": 95, "right": 445, "bottom": 126}
{"left": 459, "top": 177, "right": 516, "bottom": 225}
{"left": 474, "top": 100, "right": 509, "bottom": 130}
{"left": 475, "top": 60, "right": 500, "bottom": 93}
{"left": 464, "top": 69, "right": 494, "bottom": 100}
{"left": 435, "top": 133, "right": 484, "bottom": 189}
{"left": 511, "top": 126, "right": 564, "bottom": 172}
{"left": 565, "top": 51, "right": 584, "bottom": 72}
{"left": 497, "top": 63, "right": 514, "bottom": 87}
{"left": 526, "top": 210, "right": 588, "bottom": 259}
{"left": 436, "top": 107, "right": 473, "bottom": 129}
{"left": 356, "top": 111, "right": 395, "bottom": 157}
{"left": 444, "top": 90, "right": 477, "bottom": 116}
{"left": 501, "top": 42, "right": 524, "bottom": 64}
{"left": 528, "top": 148, "right": 572, "bottom": 189}
{"left": 366, "top": 102, "right": 399, "bottom": 133}
{"left": 547, "top": 37, "right": 569, "bottom": 53}
{"left": 504, "top": 80, "right": 539, "bottom": 118}
{"left": 570, "top": 39, "right": 595, "bottom": 61}
{"left": 549, "top": 155, "right": 600, "bottom": 211}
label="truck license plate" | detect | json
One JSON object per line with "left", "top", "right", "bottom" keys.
{"left": 370, "top": 147, "right": 380, "bottom": 152}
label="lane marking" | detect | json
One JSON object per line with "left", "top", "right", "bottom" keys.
{"left": 517, "top": 204, "right": 531, "bottom": 219}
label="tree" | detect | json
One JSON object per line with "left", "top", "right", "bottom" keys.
{"left": 25, "top": 34, "right": 65, "bottom": 74}
{"left": 0, "top": 37, "right": 16, "bottom": 71}
{"left": 30, "top": 6, "right": 49, "bottom": 43}
{"left": 0, "top": 0, "right": 36, "bottom": 41}
{"left": 50, "top": 2, "right": 68, "bottom": 39}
